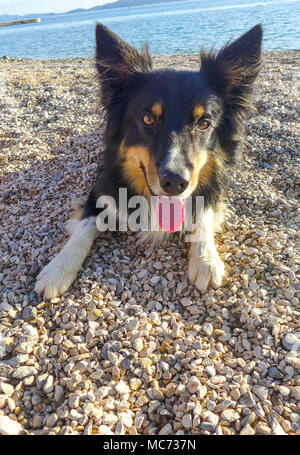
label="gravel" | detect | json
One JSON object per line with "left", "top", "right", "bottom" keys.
{"left": 0, "top": 50, "right": 299, "bottom": 435}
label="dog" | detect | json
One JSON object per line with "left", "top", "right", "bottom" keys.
{"left": 35, "top": 23, "right": 262, "bottom": 300}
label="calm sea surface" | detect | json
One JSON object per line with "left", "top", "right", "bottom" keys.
{"left": 0, "top": 0, "right": 299, "bottom": 59}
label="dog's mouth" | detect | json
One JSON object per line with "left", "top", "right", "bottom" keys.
{"left": 139, "top": 161, "right": 185, "bottom": 232}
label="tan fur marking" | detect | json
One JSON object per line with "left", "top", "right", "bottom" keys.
{"left": 193, "top": 104, "right": 205, "bottom": 119}
{"left": 151, "top": 103, "right": 163, "bottom": 117}
{"left": 189, "top": 151, "right": 207, "bottom": 190}
{"left": 198, "top": 155, "right": 217, "bottom": 186}
{"left": 189, "top": 147, "right": 227, "bottom": 193}
{"left": 120, "top": 141, "right": 156, "bottom": 197}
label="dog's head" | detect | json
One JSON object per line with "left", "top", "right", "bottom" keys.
{"left": 95, "top": 24, "right": 262, "bottom": 199}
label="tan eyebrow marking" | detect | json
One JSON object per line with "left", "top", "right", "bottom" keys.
{"left": 151, "top": 103, "right": 163, "bottom": 117}
{"left": 193, "top": 104, "right": 205, "bottom": 118}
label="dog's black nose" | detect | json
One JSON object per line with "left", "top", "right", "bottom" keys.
{"left": 160, "top": 171, "right": 189, "bottom": 196}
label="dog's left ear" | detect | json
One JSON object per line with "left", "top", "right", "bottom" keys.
{"left": 201, "top": 24, "right": 263, "bottom": 103}
{"left": 95, "top": 23, "right": 152, "bottom": 88}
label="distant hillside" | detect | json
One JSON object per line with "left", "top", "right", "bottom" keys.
{"left": 68, "top": 0, "right": 190, "bottom": 13}
{"left": 0, "top": 13, "right": 55, "bottom": 22}
{"left": 89, "top": 0, "right": 190, "bottom": 11}
{"left": 0, "top": 0, "right": 189, "bottom": 21}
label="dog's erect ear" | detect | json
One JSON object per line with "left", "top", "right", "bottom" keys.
{"left": 95, "top": 23, "right": 152, "bottom": 84}
{"left": 201, "top": 24, "right": 262, "bottom": 103}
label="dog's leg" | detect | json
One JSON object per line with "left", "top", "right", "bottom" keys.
{"left": 188, "top": 206, "right": 225, "bottom": 293}
{"left": 35, "top": 215, "right": 99, "bottom": 300}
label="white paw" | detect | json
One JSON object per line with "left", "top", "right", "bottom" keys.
{"left": 34, "top": 255, "right": 77, "bottom": 300}
{"left": 188, "top": 253, "right": 225, "bottom": 293}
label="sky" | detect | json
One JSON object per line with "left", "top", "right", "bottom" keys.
{"left": 0, "top": 0, "right": 118, "bottom": 16}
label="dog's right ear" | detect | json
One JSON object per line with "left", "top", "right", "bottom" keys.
{"left": 95, "top": 23, "right": 152, "bottom": 89}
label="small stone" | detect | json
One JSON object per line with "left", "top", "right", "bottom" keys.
{"left": 203, "top": 323, "right": 213, "bottom": 337}
{"left": 69, "top": 409, "right": 83, "bottom": 421}
{"left": 206, "top": 412, "right": 219, "bottom": 427}
{"left": 252, "top": 385, "right": 268, "bottom": 400}
{"left": 181, "top": 297, "right": 192, "bottom": 307}
{"left": 214, "top": 400, "right": 232, "bottom": 412}
{"left": 32, "top": 395, "right": 41, "bottom": 405}
{"left": 192, "top": 341, "right": 202, "bottom": 349}
{"left": 241, "top": 412, "right": 256, "bottom": 426}
{"left": 249, "top": 281, "right": 259, "bottom": 291}
{"left": 240, "top": 424, "right": 255, "bottom": 435}
{"left": 32, "top": 415, "right": 43, "bottom": 428}
{"left": 160, "top": 341, "right": 171, "bottom": 352}
{"left": 0, "top": 415, "right": 23, "bottom": 435}
{"left": 290, "top": 387, "right": 300, "bottom": 400}
{"left": 134, "top": 338, "right": 144, "bottom": 352}
{"left": 126, "top": 318, "right": 139, "bottom": 331}
{"left": 245, "top": 247, "right": 256, "bottom": 256}
{"left": 278, "top": 386, "right": 290, "bottom": 397}
{"left": 134, "top": 414, "right": 144, "bottom": 429}
{"left": 102, "top": 414, "right": 118, "bottom": 426}
{"left": 115, "top": 421, "right": 125, "bottom": 435}
{"left": 54, "top": 385, "right": 64, "bottom": 401}
{"left": 206, "top": 400, "right": 216, "bottom": 411}
{"left": 95, "top": 386, "right": 109, "bottom": 400}
{"left": 153, "top": 388, "right": 164, "bottom": 400}
{"left": 159, "top": 423, "right": 172, "bottom": 435}
{"left": 255, "top": 423, "right": 272, "bottom": 435}
{"left": 36, "top": 373, "right": 48, "bottom": 390}
{"left": 13, "top": 366, "right": 37, "bottom": 379}
{"left": 115, "top": 380, "right": 129, "bottom": 395}
{"left": 198, "top": 385, "right": 207, "bottom": 400}
{"left": 187, "top": 376, "right": 201, "bottom": 394}
{"left": 130, "top": 378, "right": 142, "bottom": 391}
{"left": 69, "top": 395, "right": 80, "bottom": 408}
{"left": 272, "top": 420, "right": 286, "bottom": 435}
{"left": 45, "top": 414, "right": 58, "bottom": 427}
{"left": 23, "top": 375, "right": 35, "bottom": 386}
{"left": 43, "top": 375, "right": 54, "bottom": 394}
{"left": 21, "top": 306, "right": 37, "bottom": 321}
{"left": 200, "top": 422, "right": 215, "bottom": 432}
{"left": 288, "top": 271, "right": 296, "bottom": 281}
{"left": 98, "top": 425, "right": 114, "bottom": 435}
{"left": 221, "top": 409, "right": 239, "bottom": 423}
{"left": 230, "top": 389, "right": 241, "bottom": 400}
{"left": 205, "top": 366, "right": 216, "bottom": 376}
{"left": 182, "top": 414, "right": 192, "bottom": 429}
{"left": 0, "top": 382, "right": 14, "bottom": 396}
{"left": 122, "top": 358, "right": 132, "bottom": 370}
{"left": 118, "top": 412, "right": 132, "bottom": 427}
{"left": 268, "top": 366, "right": 284, "bottom": 379}
{"left": 150, "top": 276, "right": 160, "bottom": 285}
{"left": 282, "top": 333, "right": 300, "bottom": 351}
{"left": 257, "top": 289, "right": 268, "bottom": 298}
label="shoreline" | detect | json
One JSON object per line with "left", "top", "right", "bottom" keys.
{"left": 1, "top": 48, "right": 299, "bottom": 62}
{"left": 0, "top": 50, "right": 299, "bottom": 436}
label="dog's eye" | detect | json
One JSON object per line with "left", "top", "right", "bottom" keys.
{"left": 142, "top": 113, "right": 155, "bottom": 126}
{"left": 197, "top": 119, "right": 210, "bottom": 130}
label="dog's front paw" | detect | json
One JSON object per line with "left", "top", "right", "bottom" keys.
{"left": 188, "top": 253, "right": 225, "bottom": 293}
{"left": 34, "top": 256, "right": 77, "bottom": 300}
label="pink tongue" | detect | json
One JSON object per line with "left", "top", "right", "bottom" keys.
{"left": 155, "top": 196, "right": 185, "bottom": 233}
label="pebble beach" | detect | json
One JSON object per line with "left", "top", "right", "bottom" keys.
{"left": 0, "top": 50, "right": 299, "bottom": 435}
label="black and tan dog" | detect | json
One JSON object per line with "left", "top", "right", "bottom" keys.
{"left": 35, "top": 23, "right": 262, "bottom": 299}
